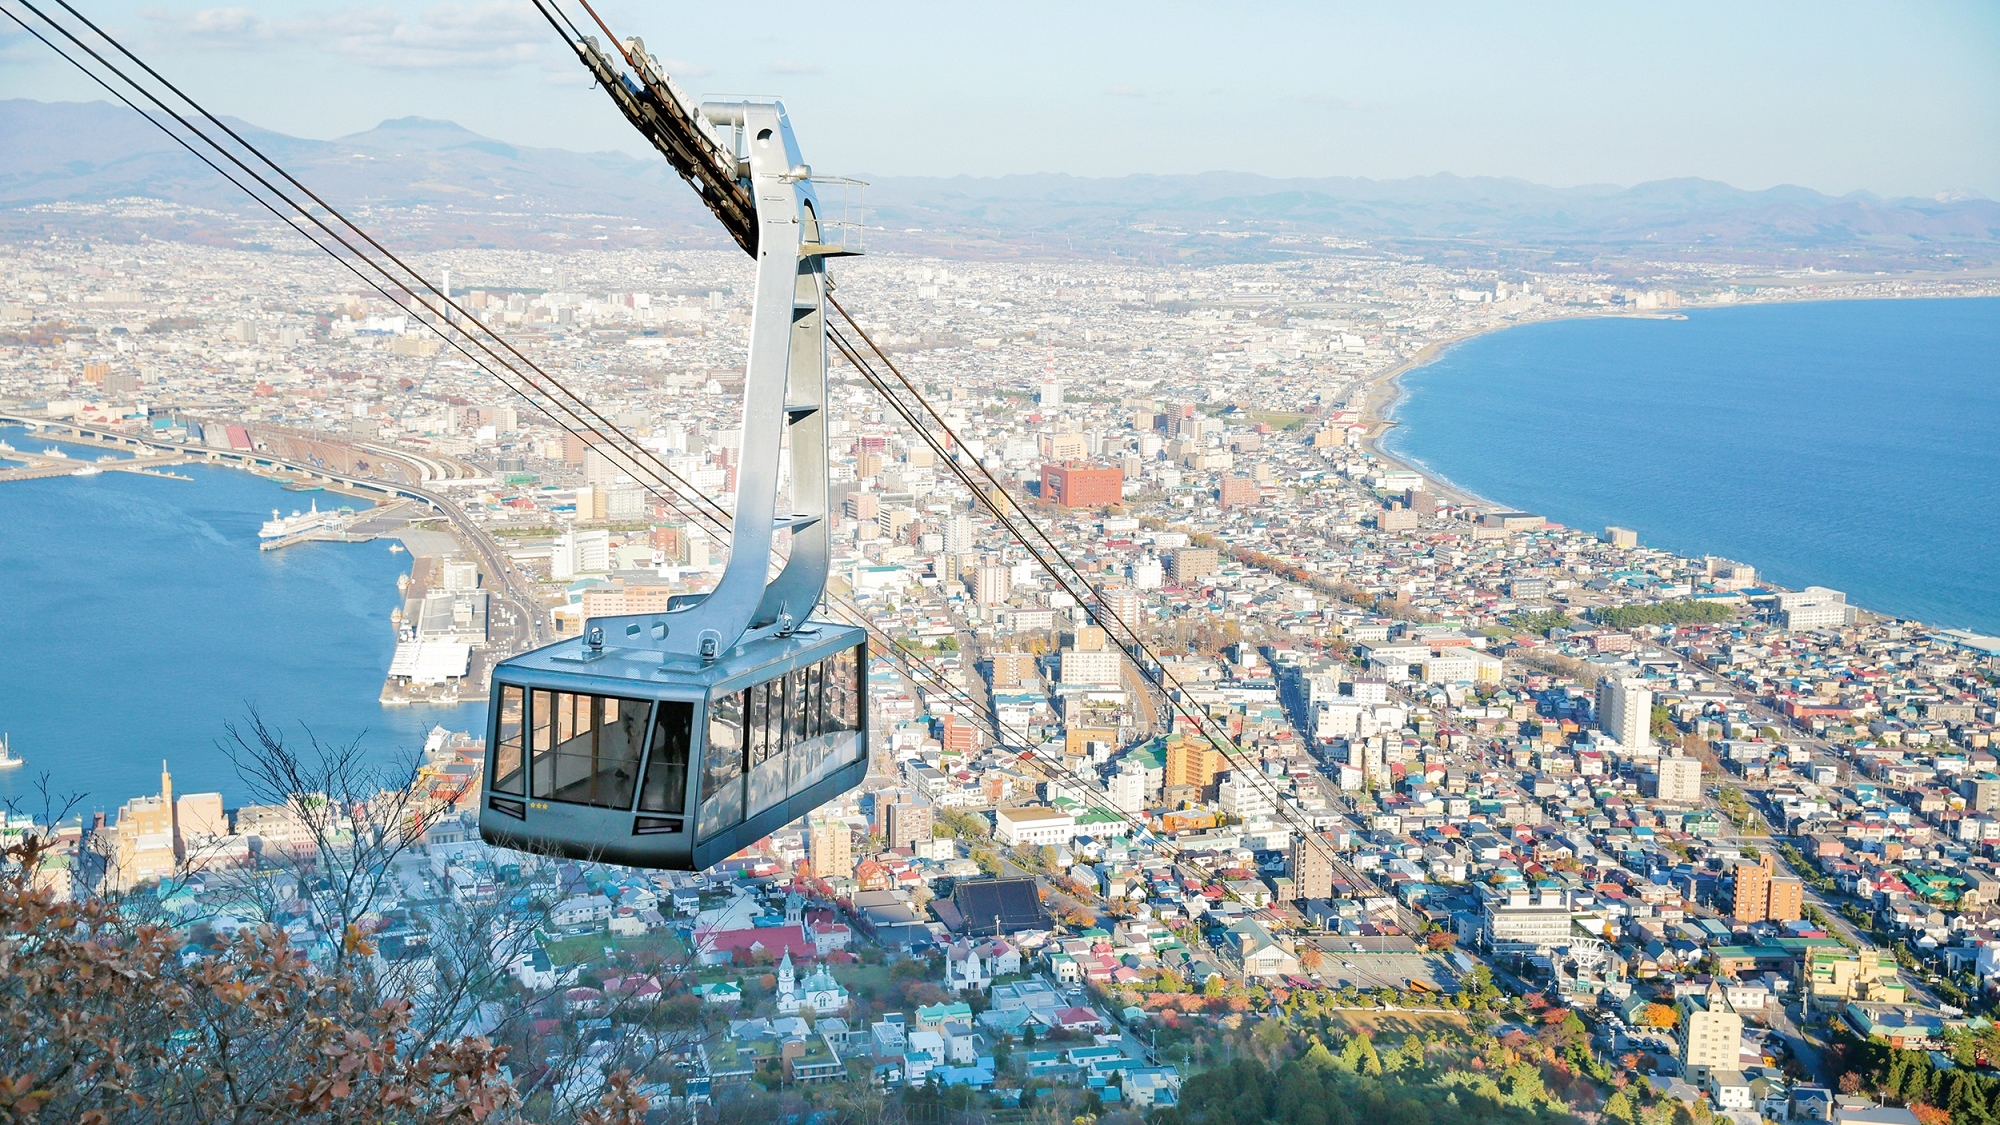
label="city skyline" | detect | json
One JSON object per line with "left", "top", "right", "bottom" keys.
{"left": 2, "top": 1, "right": 1997, "bottom": 198}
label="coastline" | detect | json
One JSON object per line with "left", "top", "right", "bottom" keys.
{"left": 1342, "top": 295, "right": 2000, "bottom": 636}
{"left": 1353, "top": 290, "right": 2000, "bottom": 507}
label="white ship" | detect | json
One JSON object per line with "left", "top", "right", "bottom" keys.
{"left": 258, "top": 499, "right": 341, "bottom": 540}
{"left": 72, "top": 464, "right": 103, "bottom": 477}
{"left": 0, "top": 735, "right": 21, "bottom": 770}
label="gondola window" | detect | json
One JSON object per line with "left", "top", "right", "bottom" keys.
{"left": 638, "top": 700, "right": 694, "bottom": 814}
{"left": 531, "top": 691, "right": 648, "bottom": 809}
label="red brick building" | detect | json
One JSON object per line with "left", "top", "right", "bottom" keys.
{"left": 1218, "top": 476, "right": 1261, "bottom": 508}
{"left": 1040, "top": 461, "right": 1123, "bottom": 508}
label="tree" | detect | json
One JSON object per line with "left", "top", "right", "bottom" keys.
{"left": 9, "top": 715, "right": 705, "bottom": 1125}
{"left": 1299, "top": 945, "right": 1324, "bottom": 972}
{"left": 1639, "top": 1003, "right": 1680, "bottom": 1029}
{"left": 0, "top": 833, "right": 585, "bottom": 1125}
{"left": 209, "top": 712, "right": 454, "bottom": 978}
{"left": 1604, "top": 1089, "right": 1637, "bottom": 1125}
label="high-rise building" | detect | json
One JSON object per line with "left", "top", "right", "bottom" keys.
{"left": 1164, "top": 737, "right": 1226, "bottom": 793}
{"left": 1106, "top": 764, "right": 1150, "bottom": 814}
{"left": 1094, "top": 583, "right": 1142, "bottom": 628}
{"left": 883, "top": 799, "right": 933, "bottom": 852}
{"left": 1597, "top": 677, "right": 1652, "bottom": 752}
{"left": 943, "top": 510, "right": 973, "bottom": 555}
{"left": 1165, "top": 547, "right": 1220, "bottom": 585}
{"left": 549, "top": 529, "right": 611, "bottom": 580}
{"left": 1603, "top": 526, "right": 1639, "bottom": 549}
{"left": 583, "top": 447, "right": 624, "bottom": 485}
{"left": 1059, "top": 645, "right": 1122, "bottom": 687}
{"left": 1217, "top": 477, "right": 1260, "bottom": 508}
{"left": 1766, "top": 875, "right": 1804, "bottom": 923}
{"left": 1777, "top": 587, "right": 1855, "bottom": 631}
{"left": 604, "top": 485, "right": 644, "bottom": 522}
{"left": 1732, "top": 854, "right": 1774, "bottom": 923}
{"left": 1040, "top": 461, "right": 1123, "bottom": 508}
{"left": 1217, "top": 773, "right": 1276, "bottom": 821}
{"left": 1289, "top": 833, "right": 1335, "bottom": 900}
{"left": 1681, "top": 984, "right": 1743, "bottom": 1080}
{"left": 809, "top": 816, "right": 853, "bottom": 880}
{"left": 974, "top": 562, "right": 1012, "bottom": 605}
{"left": 1652, "top": 753, "right": 1702, "bottom": 804}
{"left": 1128, "top": 556, "right": 1164, "bottom": 590}
{"left": 988, "top": 651, "right": 1036, "bottom": 688}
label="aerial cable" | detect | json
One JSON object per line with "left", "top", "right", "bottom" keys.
{"left": 5, "top": 0, "right": 759, "bottom": 594}
{"left": 16, "top": 0, "right": 1280, "bottom": 908}
{"left": 827, "top": 303, "right": 1408, "bottom": 923}
{"left": 11, "top": 0, "right": 1179, "bottom": 872}
{"left": 523, "top": 0, "right": 1407, "bottom": 918}
{"left": 28, "top": 0, "right": 737, "bottom": 537}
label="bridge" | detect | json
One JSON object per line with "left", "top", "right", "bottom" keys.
{"left": 0, "top": 413, "right": 452, "bottom": 508}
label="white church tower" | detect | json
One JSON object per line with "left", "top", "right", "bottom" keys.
{"left": 775, "top": 949, "right": 800, "bottom": 1015}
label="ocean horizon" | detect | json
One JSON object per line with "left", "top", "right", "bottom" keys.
{"left": 1383, "top": 296, "right": 2000, "bottom": 636}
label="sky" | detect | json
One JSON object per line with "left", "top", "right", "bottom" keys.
{"left": 4, "top": 1, "right": 1998, "bottom": 198}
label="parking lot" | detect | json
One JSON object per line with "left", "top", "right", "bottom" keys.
{"left": 1305, "top": 945, "right": 1459, "bottom": 994}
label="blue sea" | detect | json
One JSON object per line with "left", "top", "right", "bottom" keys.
{"left": 1385, "top": 297, "right": 2000, "bottom": 635}
{"left": 0, "top": 428, "right": 483, "bottom": 819}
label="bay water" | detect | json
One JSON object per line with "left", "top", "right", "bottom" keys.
{"left": 1385, "top": 297, "right": 2000, "bottom": 635}
{"left": 0, "top": 428, "right": 484, "bottom": 820}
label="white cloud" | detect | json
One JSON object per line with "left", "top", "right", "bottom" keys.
{"left": 768, "top": 58, "right": 821, "bottom": 75}
{"left": 140, "top": 3, "right": 548, "bottom": 70}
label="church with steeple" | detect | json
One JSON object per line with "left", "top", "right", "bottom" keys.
{"left": 774, "top": 949, "right": 850, "bottom": 1016}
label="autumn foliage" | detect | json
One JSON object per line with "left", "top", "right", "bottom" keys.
{"left": 0, "top": 836, "right": 645, "bottom": 1124}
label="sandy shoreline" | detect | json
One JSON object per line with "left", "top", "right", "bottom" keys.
{"left": 1348, "top": 292, "right": 1996, "bottom": 516}
{"left": 1351, "top": 322, "right": 1524, "bottom": 510}
{"left": 1338, "top": 294, "right": 2000, "bottom": 634}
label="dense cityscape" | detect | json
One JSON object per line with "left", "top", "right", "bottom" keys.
{"left": 5, "top": 198, "right": 2000, "bottom": 1125}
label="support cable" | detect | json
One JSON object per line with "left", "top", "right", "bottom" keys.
{"left": 14, "top": 0, "right": 1291, "bottom": 916}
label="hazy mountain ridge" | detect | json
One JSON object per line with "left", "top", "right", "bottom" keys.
{"left": 4, "top": 99, "right": 1995, "bottom": 267}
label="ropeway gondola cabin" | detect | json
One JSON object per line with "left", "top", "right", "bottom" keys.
{"left": 479, "top": 96, "right": 868, "bottom": 869}
{"left": 480, "top": 623, "right": 867, "bottom": 869}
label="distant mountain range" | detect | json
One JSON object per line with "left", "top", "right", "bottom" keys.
{"left": 4, "top": 98, "right": 1996, "bottom": 269}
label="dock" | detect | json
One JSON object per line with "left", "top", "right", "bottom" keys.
{"left": 0, "top": 444, "right": 195, "bottom": 483}
{"left": 259, "top": 499, "right": 418, "bottom": 551}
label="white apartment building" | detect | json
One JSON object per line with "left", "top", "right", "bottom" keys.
{"left": 1682, "top": 986, "right": 1744, "bottom": 1080}
{"left": 549, "top": 528, "right": 611, "bottom": 580}
{"left": 1059, "top": 648, "right": 1123, "bottom": 687}
{"left": 1217, "top": 773, "right": 1276, "bottom": 821}
{"left": 974, "top": 563, "right": 1011, "bottom": 605}
{"left": 1653, "top": 753, "right": 1703, "bottom": 804}
{"left": 1597, "top": 676, "right": 1652, "bottom": 752}
{"left": 1778, "top": 587, "right": 1856, "bottom": 630}
{"left": 1105, "top": 765, "right": 1149, "bottom": 814}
